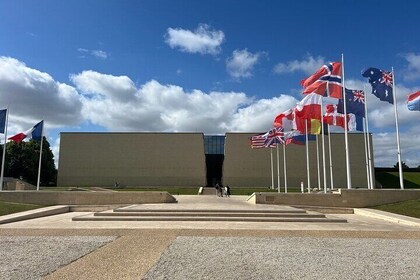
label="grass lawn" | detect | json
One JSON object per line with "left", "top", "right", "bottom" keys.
{"left": 375, "top": 172, "right": 420, "bottom": 189}
{"left": 371, "top": 199, "right": 420, "bottom": 219}
{"left": 0, "top": 201, "right": 43, "bottom": 216}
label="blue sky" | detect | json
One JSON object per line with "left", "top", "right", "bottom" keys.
{"left": 0, "top": 0, "right": 419, "bottom": 168}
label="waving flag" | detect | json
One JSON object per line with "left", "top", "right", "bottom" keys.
{"left": 273, "top": 109, "right": 293, "bottom": 130}
{"left": 323, "top": 104, "right": 356, "bottom": 131}
{"left": 301, "top": 62, "right": 342, "bottom": 98}
{"left": 295, "top": 93, "right": 322, "bottom": 120}
{"left": 407, "top": 91, "right": 420, "bottom": 111}
{"left": 284, "top": 131, "right": 316, "bottom": 145}
{"left": 250, "top": 127, "right": 284, "bottom": 148}
{"left": 0, "top": 109, "right": 6, "bottom": 134}
{"left": 362, "top": 67, "right": 394, "bottom": 104}
{"left": 337, "top": 89, "right": 365, "bottom": 117}
{"left": 9, "top": 121, "right": 44, "bottom": 142}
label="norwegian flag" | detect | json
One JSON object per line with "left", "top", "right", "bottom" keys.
{"left": 301, "top": 62, "right": 343, "bottom": 99}
{"left": 362, "top": 67, "right": 394, "bottom": 104}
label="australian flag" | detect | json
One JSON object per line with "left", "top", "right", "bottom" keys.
{"left": 337, "top": 89, "right": 365, "bottom": 117}
{"left": 361, "top": 67, "right": 394, "bottom": 104}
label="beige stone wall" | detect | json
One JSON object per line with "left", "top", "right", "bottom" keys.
{"left": 58, "top": 133, "right": 206, "bottom": 187}
{"left": 223, "top": 133, "right": 374, "bottom": 189}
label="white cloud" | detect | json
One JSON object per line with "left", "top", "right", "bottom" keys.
{"left": 77, "top": 48, "right": 109, "bottom": 60}
{"left": 165, "top": 24, "right": 225, "bottom": 55}
{"left": 274, "top": 55, "right": 325, "bottom": 75}
{"left": 0, "top": 56, "right": 83, "bottom": 131}
{"left": 226, "top": 49, "right": 262, "bottom": 79}
{"left": 402, "top": 52, "right": 420, "bottom": 81}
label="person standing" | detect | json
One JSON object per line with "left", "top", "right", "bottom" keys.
{"left": 225, "top": 185, "right": 231, "bottom": 198}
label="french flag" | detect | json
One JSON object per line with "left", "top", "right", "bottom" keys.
{"left": 407, "top": 91, "right": 420, "bottom": 111}
{"left": 8, "top": 121, "right": 44, "bottom": 142}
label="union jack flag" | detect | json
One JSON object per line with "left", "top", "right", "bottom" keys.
{"left": 250, "top": 127, "right": 284, "bottom": 149}
{"left": 301, "top": 62, "right": 343, "bottom": 99}
{"left": 362, "top": 67, "right": 394, "bottom": 104}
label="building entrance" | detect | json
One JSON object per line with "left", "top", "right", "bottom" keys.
{"left": 204, "top": 135, "right": 225, "bottom": 187}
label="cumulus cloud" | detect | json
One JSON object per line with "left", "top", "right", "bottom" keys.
{"left": 401, "top": 53, "right": 420, "bottom": 81}
{"left": 0, "top": 56, "right": 83, "bottom": 132}
{"left": 226, "top": 49, "right": 263, "bottom": 79}
{"left": 77, "top": 48, "right": 109, "bottom": 59}
{"left": 274, "top": 55, "right": 325, "bottom": 75}
{"left": 165, "top": 24, "right": 225, "bottom": 55}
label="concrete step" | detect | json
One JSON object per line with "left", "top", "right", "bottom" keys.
{"left": 114, "top": 207, "right": 307, "bottom": 214}
{"left": 73, "top": 214, "right": 347, "bottom": 223}
{"left": 94, "top": 211, "right": 327, "bottom": 218}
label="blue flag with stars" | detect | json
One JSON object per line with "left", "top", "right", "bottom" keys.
{"left": 362, "top": 67, "right": 394, "bottom": 104}
{"left": 337, "top": 89, "right": 366, "bottom": 117}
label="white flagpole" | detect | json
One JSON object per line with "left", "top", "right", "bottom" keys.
{"left": 328, "top": 124, "right": 334, "bottom": 190}
{"left": 305, "top": 119, "right": 311, "bottom": 192}
{"left": 364, "top": 86, "right": 374, "bottom": 189}
{"left": 270, "top": 148, "right": 274, "bottom": 189}
{"left": 277, "top": 145, "right": 281, "bottom": 193}
{"left": 363, "top": 116, "right": 371, "bottom": 189}
{"left": 283, "top": 143, "right": 288, "bottom": 193}
{"left": 392, "top": 67, "right": 404, "bottom": 189}
{"left": 36, "top": 123, "right": 44, "bottom": 191}
{"left": 341, "top": 53, "right": 352, "bottom": 189}
{"left": 0, "top": 108, "right": 9, "bottom": 191}
{"left": 316, "top": 135, "right": 321, "bottom": 190}
{"left": 321, "top": 104, "right": 327, "bottom": 193}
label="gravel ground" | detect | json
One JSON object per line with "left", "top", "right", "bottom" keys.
{"left": 0, "top": 236, "right": 116, "bottom": 280}
{"left": 143, "top": 236, "right": 420, "bottom": 280}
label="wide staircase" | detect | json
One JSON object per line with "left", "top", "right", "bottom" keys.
{"left": 72, "top": 196, "right": 347, "bottom": 223}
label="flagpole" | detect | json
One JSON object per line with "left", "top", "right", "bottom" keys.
{"left": 277, "top": 145, "right": 281, "bottom": 193}
{"left": 327, "top": 124, "right": 334, "bottom": 190}
{"left": 392, "top": 67, "right": 404, "bottom": 189}
{"left": 36, "top": 123, "right": 44, "bottom": 191}
{"left": 0, "top": 108, "right": 9, "bottom": 191}
{"left": 270, "top": 148, "right": 274, "bottom": 189}
{"left": 363, "top": 116, "right": 371, "bottom": 189}
{"left": 316, "top": 135, "right": 321, "bottom": 190}
{"left": 305, "top": 119, "right": 311, "bottom": 192}
{"left": 341, "top": 53, "right": 352, "bottom": 189}
{"left": 364, "top": 86, "right": 374, "bottom": 189}
{"left": 321, "top": 103, "right": 327, "bottom": 193}
{"left": 283, "top": 144, "right": 288, "bottom": 193}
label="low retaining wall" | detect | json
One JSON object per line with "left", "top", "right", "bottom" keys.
{"left": 249, "top": 189, "right": 420, "bottom": 207}
{"left": 0, "top": 191, "right": 177, "bottom": 205}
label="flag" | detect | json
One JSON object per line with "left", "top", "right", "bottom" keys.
{"left": 300, "top": 62, "right": 342, "bottom": 98}
{"left": 361, "top": 67, "right": 394, "bottom": 104}
{"left": 0, "top": 109, "right": 6, "bottom": 134}
{"left": 295, "top": 93, "right": 322, "bottom": 120}
{"left": 250, "top": 127, "right": 284, "bottom": 149}
{"left": 337, "top": 89, "right": 365, "bottom": 117}
{"left": 8, "top": 120, "right": 44, "bottom": 142}
{"left": 284, "top": 131, "right": 316, "bottom": 145}
{"left": 293, "top": 117, "right": 321, "bottom": 134}
{"left": 407, "top": 91, "right": 420, "bottom": 111}
{"left": 323, "top": 104, "right": 356, "bottom": 131}
{"left": 273, "top": 108, "right": 293, "bottom": 131}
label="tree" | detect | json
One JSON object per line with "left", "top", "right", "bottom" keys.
{"left": 0, "top": 137, "right": 57, "bottom": 186}
{"left": 393, "top": 161, "right": 410, "bottom": 170}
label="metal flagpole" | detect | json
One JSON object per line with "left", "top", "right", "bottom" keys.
{"left": 316, "top": 135, "right": 321, "bottom": 190}
{"left": 305, "top": 119, "right": 311, "bottom": 192}
{"left": 327, "top": 124, "right": 334, "bottom": 190}
{"left": 277, "top": 145, "right": 281, "bottom": 193}
{"left": 0, "top": 108, "right": 9, "bottom": 191}
{"left": 362, "top": 85, "right": 371, "bottom": 189}
{"left": 36, "top": 122, "right": 44, "bottom": 191}
{"left": 341, "top": 53, "right": 352, "bottom": 189}
{"left": 321, "top": 102, "right": 327, "bottom": 193}
{"left": 270, "top": 148, "right": 274, "bottom": 189}
{"left": 391, "top": 67, "right": 404, "bottom": 189}
{"left": 364, "top": 86, "right": 374, "bottom": 189}
{"left": 283, "top": 144, "right": 288, "bottom": 193}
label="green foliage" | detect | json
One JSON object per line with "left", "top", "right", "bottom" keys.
{"left": 372, "top": 199, "right": 420, "bottom": 219}
{"left": 0, "top": 201, "right": 43, "bottom": 216}
{"left": 393, "top": 161, "right": 410, "bottom": 170}
{"left": 0, "top": 137, "right": 56, "bottom": 186}
{"left": 375, "top": 172, "right": 420, "bottom": 189}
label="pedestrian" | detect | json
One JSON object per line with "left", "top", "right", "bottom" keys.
{"left": 220, "top": 184, "right": 223, "bottom": 197}
{"left": 215, "top": 183, "right": 220, "bottom": 196}
{"left": 226, "top": 185, "right": 231, "bottom": 197}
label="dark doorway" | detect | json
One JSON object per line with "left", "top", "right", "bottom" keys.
{"left": 206, "top": 154, "right": 224, "bottom": 187}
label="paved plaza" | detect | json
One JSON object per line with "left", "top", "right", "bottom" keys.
{"left": 0, "top": 195, "right": 419, "bottom": 279}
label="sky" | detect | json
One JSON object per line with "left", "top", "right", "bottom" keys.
{"left": 0, "top": 0, "right": 419, "bottom": 168}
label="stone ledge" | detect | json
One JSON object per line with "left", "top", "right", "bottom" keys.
{"left": 0, "top": 205, "right": 69, "bottom": 225}
{"left": 353, "top": 208, "right": 420, "bottom": 228}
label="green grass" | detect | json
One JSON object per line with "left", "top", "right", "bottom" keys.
{"left": 375, "top": 172, "right": 420, "bottom": 189}
{"left": 371, "top": 199, "right": 420, "bottom": 219}
{"left": 0, "top": 201, "right": 43, "bottom": 216}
